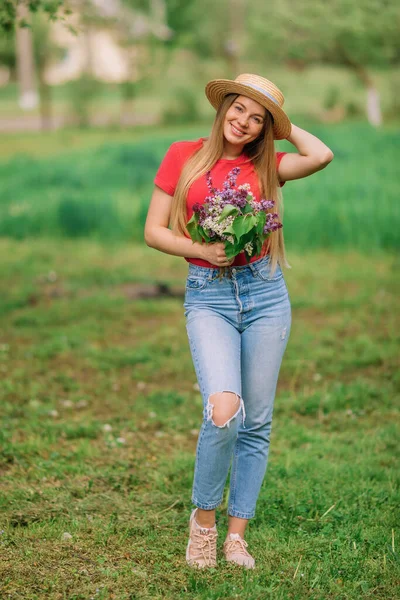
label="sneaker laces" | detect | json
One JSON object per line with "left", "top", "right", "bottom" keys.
{"left": 190, "top": 529, "right": 218, "bottom": 566}
{"left": 224, "top": 534, "right": 252, "bottom": 558}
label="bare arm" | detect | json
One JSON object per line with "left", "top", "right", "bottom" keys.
{"left": 278, "top": 123, "right": 334, "bottom": 183}
{"left": 144, "top": 185, "right": 234, "bottom": 266}
{"left": 144, "top": 186, "right": 205, "bottom": 258}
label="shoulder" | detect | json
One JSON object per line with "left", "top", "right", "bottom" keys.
{"left": 154, "top": 138, "right": 204, "bottom": 196}
{"left": 168, "top": 138, "right": 204, "bottom": 161}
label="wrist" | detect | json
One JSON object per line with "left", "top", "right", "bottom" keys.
{"left": 196, "top": 241, "right": 207, "bottom": 261}
{"left": 286, "top": 122, "right": 295, "bottom": 142}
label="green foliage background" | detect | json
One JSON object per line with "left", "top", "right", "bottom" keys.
{"left": 0, "top": 122, "right": 398, "bottom": 251}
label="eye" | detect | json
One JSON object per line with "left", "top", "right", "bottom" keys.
{"left": 252, "top": 116, "right": 262, "bottom": 124}
{"left": 234, "top": 105, "right": 243, "bottom": 112}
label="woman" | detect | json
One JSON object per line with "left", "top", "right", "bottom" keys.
{"left": 144, "top": 74, "right": 334, "bottom": 570}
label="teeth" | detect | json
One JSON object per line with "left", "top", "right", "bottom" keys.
{"left": 232, "top": 125, "right": 244, "bottom": 135}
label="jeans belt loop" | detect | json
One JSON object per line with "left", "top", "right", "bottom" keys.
{"left": 249, "top": 263, "right": 257, "bottom": 277}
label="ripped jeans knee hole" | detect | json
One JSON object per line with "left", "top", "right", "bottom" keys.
{"left": 205, "top": 391, "right": 246, "bottom": 428}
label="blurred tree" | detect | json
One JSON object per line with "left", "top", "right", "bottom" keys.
{"left": 1, "top": 1, "right": 71, "bottom": 123}
{"left": 0, "top": 1, "right": 70, "bottom": 33}
{"left": 0, "top": 30, "right": 16, "bottom": 73}
{"left": 115, "top": 0, "right": 172, "bottom": 123}
{"left": 248, "top": 0, "right": 400, "bottom": 126}
{"left": 164, "top": 0, "right": 246, "bottom": 78}
{"left": 15, "top": 3, "right": 39, "bottom": 110}
{"left": 0, "top": 6, "right": 63, "bottom": 128}
{"left": 31, "top": 12, "right": 64, "bottom": 129}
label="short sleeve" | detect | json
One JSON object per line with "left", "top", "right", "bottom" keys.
{"left": 276, "top": 151, "right": 287, "bottom": 187}
{"left": 154, "top": 143, "right": 182, "bottom": 196}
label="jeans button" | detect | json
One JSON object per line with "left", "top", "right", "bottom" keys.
{"left": 231, "top": 268, "right": 236, "bottom": 274}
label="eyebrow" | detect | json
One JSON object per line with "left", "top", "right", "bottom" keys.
{"left": 235, "top": 101, "right": 265, "bottom": 119}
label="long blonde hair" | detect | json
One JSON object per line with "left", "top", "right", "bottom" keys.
{"left": 170, "top": 94, "right": 289, "bottom": 275}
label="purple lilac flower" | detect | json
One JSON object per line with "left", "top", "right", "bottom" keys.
{"left": 208, "top": 167, "right": 241, "bottom": 195}
{"left": 221, "top": 189, "right": 234, "bottom": 204}
{"left": 227, "top": 168, "right": 240, "bottom": 188}
{"left": 259, "top": 199, "right": 275, "bottom": 211}
{"left": 264, "top": 222, "right": 283, "bottom": 234}
{"left": 206, "top": 171, "right": 217, "bottom": 194}
{"left": 234, "top": 195, "right": 247, "bottom": 209}
{"left": 196, "top": 205, "right": 208, "bottom": 226}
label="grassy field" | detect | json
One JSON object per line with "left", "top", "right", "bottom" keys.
{"left": 0, "top": 122, "right": 399, "bottom": 252}
{"left": 0, "top": 239, "right": 399, "bottom": 599}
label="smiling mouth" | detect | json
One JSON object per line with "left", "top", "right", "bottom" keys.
{"left": 231, "top": 123, "right": 246, "bottom": 137}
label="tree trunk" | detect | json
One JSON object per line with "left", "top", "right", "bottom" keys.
{"left": 366, "top": 85, "right": 382, "bottom": 127}
{"left": 15, "top": 4, "right": 38, "bottom": 110}
{"left": 352, "top": 64, "right": 382, "bottom": 126}
{"left": 336, "top": 45, "right": 382, "bottom": 127}
{"left": 38, "top": 72, "right": 52, "bottom": 130}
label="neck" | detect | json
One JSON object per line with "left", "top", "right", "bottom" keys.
{"left": 221, "top": 140, "right": 244, "bottom": 160}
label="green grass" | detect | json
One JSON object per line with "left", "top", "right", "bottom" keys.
{"left": 0, "top": 121, "right": 399, "bottom": 251}
{"left": 0, "top": 239, "right": 399, "bottom": 599}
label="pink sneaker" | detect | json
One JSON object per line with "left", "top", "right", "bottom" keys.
{"left": 186, "top": 508, "right": 218, "bottom": 569}
{"left": 223, "top": 533, "right": 255, "bottom": 569}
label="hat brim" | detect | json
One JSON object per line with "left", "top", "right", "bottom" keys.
{"left": 205, "top": 79, "right": 291, "bottom": 140}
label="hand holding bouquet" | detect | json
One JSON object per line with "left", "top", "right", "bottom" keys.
{"left": 187, "top": 167, "right": 282, "bottom": 274}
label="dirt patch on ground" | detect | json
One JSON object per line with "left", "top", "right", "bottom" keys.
{"left": 29, "top": 281, "right": 185, "bottom": 305}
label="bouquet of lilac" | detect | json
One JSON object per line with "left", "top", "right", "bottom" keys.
{"left": 187, "top": 166, "right": 282, "bottom": 264}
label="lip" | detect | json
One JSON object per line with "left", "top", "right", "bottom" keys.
{"left": 230, "top": 123, "right": 246, "bottom": 137}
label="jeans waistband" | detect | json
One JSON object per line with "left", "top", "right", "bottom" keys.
{"left": 187, "top": 254, "right": 272, "bottom": 280}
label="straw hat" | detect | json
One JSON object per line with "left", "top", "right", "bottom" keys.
{"left": 205, "top": 73, "right": 291, "bottom": 140}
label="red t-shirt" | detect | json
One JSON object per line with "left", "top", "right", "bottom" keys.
{"left": 154, "top": 137, "right": 287, "bottom": 268}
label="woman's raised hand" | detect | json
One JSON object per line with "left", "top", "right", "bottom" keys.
{"left": 202, "top": 242, "right": 235, "bottom": 267}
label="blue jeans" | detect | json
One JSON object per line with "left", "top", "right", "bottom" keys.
{"left": 183, "top": 254, "right": 291, "bottom": 520}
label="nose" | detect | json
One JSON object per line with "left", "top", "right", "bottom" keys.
{"left": 237, "top": 114, "right": 248, "bottom": 128}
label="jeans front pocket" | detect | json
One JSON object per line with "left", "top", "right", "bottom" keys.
{"left": 185, "top": 275, "right": 209, "bottom": 291}
{"left": 253, "top": 259, "right": 283, "bottom": 282}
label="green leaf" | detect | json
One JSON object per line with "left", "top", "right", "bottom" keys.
{"left": 232, "top": 215, "right": 257, "bottom": 241}
{"left": 188, "top": 227, "right": 203, "bottom": 244}
{"left": 254, "top": 237, "right": 263, "bottom": 255}
{"left": 187, "top": 214, "right": 203, "bottom": 243}
{"left": 187, "top": 212, "right": 199, "bottom": 226}
{"left": 227, "top": 230, "right": 255, "bottom": 258}
{"left": 218, "top": 204, "right": 240, "bottom": 222}
{"left": 222, "top": 224, "right": 236, "bottom": 236}
{"left": 242, "top": 203, "right": 253, "bottom": 214}
{"left": 198, "top": 226, "right": 211, "bottom": 243}
{"left": 240, "top": 230, "right": 256, "bottom": 248}
{"left": 256, "top": 211, "right": 267, "bottom": 235}
{"left": 224, "top": 241, "right": 239, "bottom": 260}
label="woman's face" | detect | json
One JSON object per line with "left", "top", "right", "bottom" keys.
{"left": 223, "top": 95, "right": 266, "bottom": 147}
